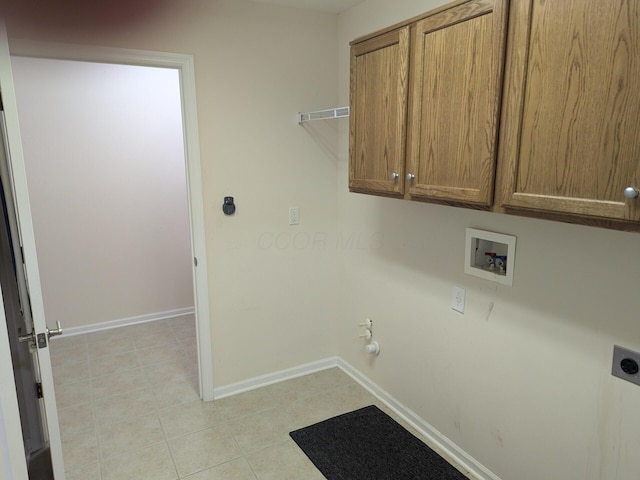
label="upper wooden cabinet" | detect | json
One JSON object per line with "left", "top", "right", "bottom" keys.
{"left": 349, "top": 0, "right": 509, "bottom": 205}
{"left": 496, "top": 0, "right": 640, "bottom": 223}
{"left": 406, "top": 0, "right": 508, "bottom": 206}
{"left": 350, "top": 0, "right": 640, "bottom": 229}
{"left": 349, "top": 28, "right": 410, "bottom": 197}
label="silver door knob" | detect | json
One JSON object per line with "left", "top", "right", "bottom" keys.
{"left": 390, "top": 172, "right": 399, "bottom": 180}
{"left": 406, "top": 173, "right": 415, "bottom": 181}
{"left": 624, "top": 187, "right": 639, "bottom": 199}
{"left": 47, "top": 321, "right": 63, "bottom": 340}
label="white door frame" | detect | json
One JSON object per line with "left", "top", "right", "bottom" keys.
{"left": 8, "top": 40, "right": 215, "bottom": 403}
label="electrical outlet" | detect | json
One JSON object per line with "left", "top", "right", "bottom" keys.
{"left": 289, "top": 207, "right": 299, "bottom": 225}
{"left": 612, "top": 345, "right": 640, "bottom": 387}
{"left": 451, "top": 286, "right": 465, "bottom": 313}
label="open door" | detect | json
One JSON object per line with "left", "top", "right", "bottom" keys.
{"left": 0, "top": 22, "right": 65, "bottom": 479}
{"left": 0, "top": 169, "right": 52, "bottom": 477}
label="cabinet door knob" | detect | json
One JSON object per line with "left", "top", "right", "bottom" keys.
{"left": 390, "top": 172, "right": 399, "bottom": 180}
{"left": 624, "top": 187, "right": 639, "bottom": 199}
{"left": 406, "top": 173, "right": 415, "bottom": 181}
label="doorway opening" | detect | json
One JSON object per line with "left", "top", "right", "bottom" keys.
{"left": 12, "top": 58, "right": 195, "bottom": 336}
{"left": 5, "top": 44, "right": 213, "bottom": 477}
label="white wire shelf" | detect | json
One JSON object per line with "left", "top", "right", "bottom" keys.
{"left": 297, "top": 106, "right": 350, "bottom": 125}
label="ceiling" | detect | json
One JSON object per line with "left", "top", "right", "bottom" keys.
{"left": 250, "top": 0, "right": 364, "bottom": 14}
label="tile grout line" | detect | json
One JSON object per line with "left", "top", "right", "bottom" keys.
{"left": 151, "top": 412, "right": 180, "bottom": 480}
{"left": 85, "top": 332, "right": 105, "bottom": 480}
{"left": 148, "top": 331, "right": 181, "bottom": 480}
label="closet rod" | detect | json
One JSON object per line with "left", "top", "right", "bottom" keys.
{"left": 297, "top": 106, "right": 349, "bottom": 125}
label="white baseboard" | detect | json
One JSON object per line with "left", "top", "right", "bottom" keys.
{"left": 57, "top": 307, "right": 195, "bottom": 337}
{"left": 213, "top": 356, "right": 499, "bottom": 480}
{"left": 213, "top": 357, "right": 341, "bottom": 399}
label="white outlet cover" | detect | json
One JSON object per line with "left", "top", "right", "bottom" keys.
{"left": 289, "top": 207, "right": 300, "bottom": 225}
{"left": 451, "top": 286, "right": 465, "bottom": 313}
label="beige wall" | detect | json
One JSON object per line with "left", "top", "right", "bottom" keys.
{"left": 4, "top": 0, "right": 340, "bottom": 384}
{"left": 338, "top": 1, "right": 640, "bottom": 480}
{"left": 11, "top": 57, "right": 194, "bottom": 329}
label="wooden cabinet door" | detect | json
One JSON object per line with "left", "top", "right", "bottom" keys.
{"left": 350, "top": 27, "right": 410, "bottom": 197}
{"left": 406, "top": 0, "right": 508, "bottom": 206}
{"left": 497, "top": 0, "right": 640, "bottom": 221}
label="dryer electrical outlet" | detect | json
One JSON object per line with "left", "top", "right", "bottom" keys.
{"left": 612, "top": 345, "right": 640, "bottom": 387}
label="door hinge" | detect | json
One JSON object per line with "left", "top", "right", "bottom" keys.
{"left": 35, "top": 382, "right": 43, "bottom": 399}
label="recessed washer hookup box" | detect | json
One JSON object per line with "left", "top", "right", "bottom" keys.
{"left": 465, "top": 228, "right": 516, "bottom": 286}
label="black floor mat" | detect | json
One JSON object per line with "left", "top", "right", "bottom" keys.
{"left": 290, "top": 405, "right": 468, "bottom": 480}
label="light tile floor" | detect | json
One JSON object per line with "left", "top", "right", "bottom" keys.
{"left": 50, "top": 316, "right": 454, "bottom": 479}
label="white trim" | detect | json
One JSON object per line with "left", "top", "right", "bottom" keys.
{"left": 212, "top": 356, "right": 499, "bottom": 480}
{"left": 51, "top": 307, "right": 195, "bottom": 338}
{"left": 213, "top": 357, "right": 341, "bottom": 400}
{"left": 8, "top": 40, "right": 214, "bottom": 402}
{"left": 9, "top": 40, "right": 193, "bottom": 69}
